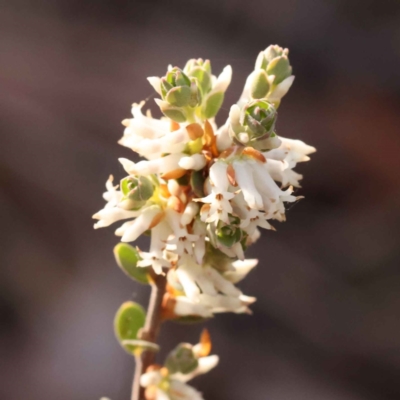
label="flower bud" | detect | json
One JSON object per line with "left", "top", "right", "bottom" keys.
{"left": 160, "top": 67, "right": 201, "bottom": 108}
{"left": 241, "top": 100, "right": 277, "bottom": 137}
{"left": 215, "top": 222, "right": 244, "bottom": 248}
{"left": 120, "top": 176, "right": 154, "bottom": 210}
{"left": 184, "top": 58, "right": 212, "bottom": 95}
{"left": 165, "top": 343, "right": 199, "bottom": 374}
{"left": 229, "top": 100, "right": 280, "bottom": 151}
{"left": 251, "top": 45, "right": 293, "bottom": 102}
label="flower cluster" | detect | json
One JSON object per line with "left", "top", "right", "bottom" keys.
{"left": 93, "top": 45, "right": 315, "bottom": 399}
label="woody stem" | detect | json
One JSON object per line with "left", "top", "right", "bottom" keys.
{"left": 131, "top": 273, "right": 167, "bottom": 400}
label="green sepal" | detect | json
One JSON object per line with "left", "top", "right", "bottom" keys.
{"left": 114, "top": 301, "right": 146, "bottom": 355}
{"left": 216, "top": 224, "right": 243, "bottom": 248}
{"left": 165, "top": 343, "right": 199, "bottom": 374}
{"left": 161, "top": 107, "right": 187, "bottom": 123}
{"left": 266, "top": 56, "right": 292, "bottom": 84}
{"left": 188, "top": 66, "right": 212, "bottom": 95}
{"left": 114, "top": 243, "right": 150, "bottom": 284}
{"left": 250, "top": 69, "right": 270, "bottom": 99}
{"left": 202, "top": 91, "right": 224, "bottom": 119}
{"left": 166, "top": 86, "right": 192, "bottom": 107}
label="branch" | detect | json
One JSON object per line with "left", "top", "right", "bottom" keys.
{"left": 131, "top": 273, "right": 167, "bottom": 400}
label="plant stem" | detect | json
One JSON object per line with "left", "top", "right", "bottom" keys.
{"left": 131, "top": 274, "right": 167, "bottom": 400}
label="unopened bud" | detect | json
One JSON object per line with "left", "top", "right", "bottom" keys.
{"left": 216, "top": 223, "right": 243, "bottom": 248}
{"left": 120, "top": 176, "right": 154, "bottom": 210}
{"left": 165, "top": 343, "right": 198, "bottom": 374}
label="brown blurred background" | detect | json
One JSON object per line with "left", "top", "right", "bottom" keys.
{"left": 1, "top": 1, "right": 400, "bottom": 399}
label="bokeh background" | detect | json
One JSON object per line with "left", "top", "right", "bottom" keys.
{"left": 1, "top": 1, "right": 400, "bottom": 399}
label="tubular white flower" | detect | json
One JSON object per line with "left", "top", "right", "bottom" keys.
{"left": 172, "top": 355, "right": 219, "bottom": 383}
{"left": 264, "top": 158, "right": 303, "bottom": 188}
{"left": 178, "top": 154, "right": 207, "bottom": 171}
{"left": 232, "top": 161, "right": 264, "bottom": 209}
{"left": 268, "top": 75, "right": 295, "bottom": 102}
{"left": 172, "top": 296, "right": 214, "bottom": 318}
{"left": 224, "top": 259, "right": 258, "bottom": 283}
{"left": 210, "top": 65, "right": 232, "bottom": 94}
{"left": 181, "top": 201, "right": 200, "bottom": 226}
{"left": 120, "top": 205, "right": 163, "bottom": 242}
{"left": 195, "top": 161, "right": 234, "bottom": 224}
{"left": 119, "top": 154, "right": 184, "bottom": 176}
{"left": 147, "top": 77, "right": 162, "bottom": 95}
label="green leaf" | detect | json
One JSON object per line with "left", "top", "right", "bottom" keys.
{"left": 114, "top": 301, "right": 146, "bottom": 355}
{"left": 114, "top": 243, "right": 150, "bottom": 284}
{"left": 202, "top": 91, "right": 224, "bottom": 119}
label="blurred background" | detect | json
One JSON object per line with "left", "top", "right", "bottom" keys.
{"left": 1, "top": 0, "right": 400, "bottom": 399}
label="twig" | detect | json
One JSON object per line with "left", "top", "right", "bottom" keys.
{"left": 131, "top": 273, "right": 167, "bottom": 400}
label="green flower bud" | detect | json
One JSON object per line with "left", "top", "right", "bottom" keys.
{"left": 254, "top": 45, "right": 292, "bottom": 90}
{"left": 165, "top": 343, "right": 198, "bottom": 374}
{"left": 160, "top": 67, "right": 201, "bottom": 108}
{"left": 184, "top": 58, "right": 212, "bottom": 95}
{"left": 120, "top": 176, "right": 154, "bottom": 210}
{"left": 216, "top": 223, "right": 243, "bottom": 248}
{"left": 241, "top": 100, "right": 277, "bottom": 138}
{"left": 229, "top": 101, "right": 279, "bottom": 151}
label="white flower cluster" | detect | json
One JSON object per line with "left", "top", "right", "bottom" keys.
{"left": 93, "top": 45, "right": 315, "bottom": 321}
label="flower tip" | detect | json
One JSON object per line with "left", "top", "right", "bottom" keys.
{"left": 147, "top": 76, "right": 162, "bottom": 95}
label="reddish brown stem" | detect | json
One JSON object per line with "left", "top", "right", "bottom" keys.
{"left": 131, "top": 274, "right": 167, "bottom": 400}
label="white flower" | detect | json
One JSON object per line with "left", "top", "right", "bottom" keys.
{"left": 165, "top": 209, "right": 200, "bottom": 256}
{"left": 210, "top": 65, "right": 232, "bottom": 94}
{"left": 116, "top": 205, "right": 163, "bottom": 243}
{"left": 195, "top": 161, "right": 234, "bottom": 224}
{"left": 232, "top": 158, "right": 297, "bottom": 217}
{"left": 167, "top": 254, "right": 255, "bottom": 316}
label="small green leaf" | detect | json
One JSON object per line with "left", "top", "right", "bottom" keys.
{"left": 114, "top": 301, "right": 146, "bottom": 355}
{"left": 202, "top": 91, "right": 224, "bottom": 119}
{"left": 114, "top": 243, "right": 150, "bottom": 284}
